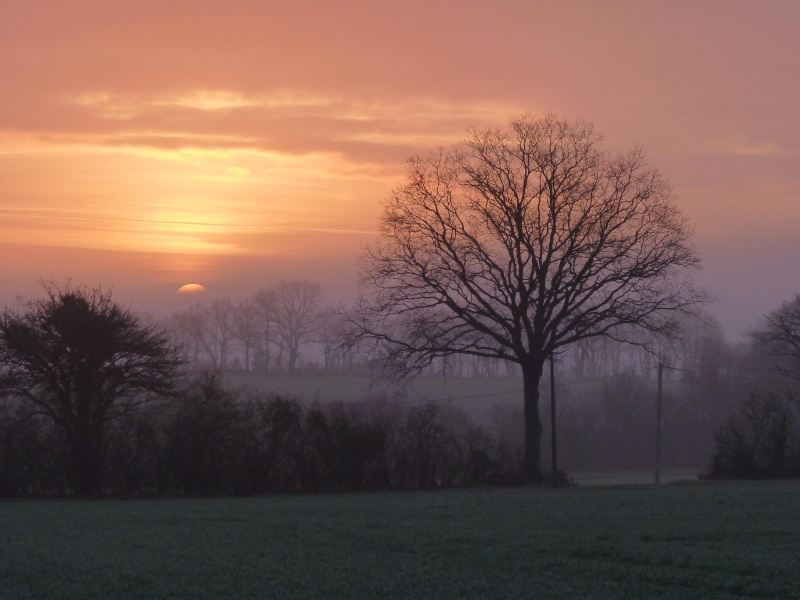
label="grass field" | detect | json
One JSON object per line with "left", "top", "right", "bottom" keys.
{"left": 2, "top": 481, "right": 799, "bottom": 599}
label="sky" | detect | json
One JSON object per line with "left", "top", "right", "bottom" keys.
{"left": 1, "top": 0, "right": 799, "bottom": 339}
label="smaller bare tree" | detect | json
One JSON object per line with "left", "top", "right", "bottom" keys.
{"left": 272, "top": 280, "right": 324, "bottom": 371}
{"left": 233, "top": 297, "right": 260, "bottom": 371}
{"left": 198, "top": 299, "right": 237, "bottom": 369}
{"left": 253, "top": 287, "right": 277, "bottom": 371}
{"left": 753, "top": 295, "right": 800, "bottom": 383}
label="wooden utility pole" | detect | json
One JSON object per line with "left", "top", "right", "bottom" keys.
{"left": 550, "top": 353, "right": 557, "bottom": 488}
{"left": 655, "top": 362, "right": 664, "bottom": 485}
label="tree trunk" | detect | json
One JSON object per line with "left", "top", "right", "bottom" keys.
{"left": 522, "top": 361, "right": 545, "bottom": 483}
{"left": 288, "top": 341, "right": 299, "bottom": 372}
{"left": 264, "top": 326, "right": 271, "bottom": 371}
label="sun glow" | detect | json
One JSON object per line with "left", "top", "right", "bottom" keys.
{"left": 177, "top": 283, "right": 208, "bottom": 294}
{"left": 0, "top": 90, "right": 523, "bottom": 285}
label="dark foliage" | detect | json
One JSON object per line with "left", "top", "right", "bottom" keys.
{"left": 0, "top": 369, "right": 523, "bottom": 497}
{"left": 0, "top": 283, "right": 184, "bottom": 496}
{"left": 753, "top": 294, "right": 800, "bottom": 382}
{"left": 706, "top": 392, "right": 800, "bottom": 479}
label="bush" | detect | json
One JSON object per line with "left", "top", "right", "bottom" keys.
{"left": 0, "top": 370, "right": 526, "bottom": 497}
{"left": 706, "top": 391, "right": 800, "bottom": 479}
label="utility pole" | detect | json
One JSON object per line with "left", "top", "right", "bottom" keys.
{"left": 655, "top": 362, "right": 664, "bottom": 485}
{"left": 550, "top": 353, "right": 557, "bottom": 489}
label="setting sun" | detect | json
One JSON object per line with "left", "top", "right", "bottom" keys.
{"left": 177, "top": 283, "right": 208, "bottom": 295}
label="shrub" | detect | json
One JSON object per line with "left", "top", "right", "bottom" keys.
{"left": 706, "top": 391, "right": 800, "bottom": 479}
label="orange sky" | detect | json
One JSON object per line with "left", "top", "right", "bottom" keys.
{"left": 1, "top": 0, "right": 799, "bottom": 336}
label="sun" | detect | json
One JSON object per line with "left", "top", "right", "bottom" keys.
{"left": 177, "top": 283, "right": 208, "bottom": 295}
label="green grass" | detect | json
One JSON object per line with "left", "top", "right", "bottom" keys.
{"left": 2, "top": 481, "right": 799, "bottom": 599}
{"left": 571, "top": 469, "right": 700, "bottom": 486}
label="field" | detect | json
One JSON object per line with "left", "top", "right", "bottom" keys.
{"left": 224, "top": 370, "right": 526, "bottom": 421}
{"left": 2, "top": 481, "right": 799, "bottom": 599}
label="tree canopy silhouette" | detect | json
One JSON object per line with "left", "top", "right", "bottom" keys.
{"left": 753, "top": 295, "right": 800, "bottom": 382}
{"left": 351, "top": 114, "right": 706, "bottom": 482}
{"left": 0, "top": 283, "right": 184, "bottom": 496}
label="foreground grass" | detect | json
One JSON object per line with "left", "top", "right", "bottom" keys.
{"left": 1, "top": 481, "right": 799, "bottom": 599}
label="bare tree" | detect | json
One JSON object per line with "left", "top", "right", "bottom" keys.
{"left": 198, "top": 299, "right": 237, "bottom": 369}
{"left": 316, "top": 306, "right": 349, "bottom": 371}
{"left": 253, "top": 287, "right": 276, "bottom": 371}
{"left": 162, "top": 307, "right": 205, "bottom": 365}
{"left": 272, "top": 280, "right": 324, "bottom": 371}
{"left": 233, "top": 297, "right": 260, "bottom": 371}
{"left": 0, "top": 283, "right": 183, "bottom": 496}
{"left": 350, "top": 114, "right": 705, "bottom": 482}
{"left": 753, "top": 295, "right": 800, "bottom": 382}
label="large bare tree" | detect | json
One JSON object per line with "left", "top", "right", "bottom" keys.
{"left": 351, "top": 114, "right": 705, "bottom": 482}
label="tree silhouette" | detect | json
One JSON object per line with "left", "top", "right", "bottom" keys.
{"left": 272, "top": 280, "right": 323, "bottom": 371}
{"left": 0, "top": 283, "right": 184, "bottom": 496}
{"left": 753, "top": 295, "right": 800, "bottom": 382}
{"left": 351, "top": 114, "right": 705, "bottom": 482}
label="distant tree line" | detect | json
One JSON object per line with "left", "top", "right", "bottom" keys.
{"left": 2, "top": 283, "right": 800, "bottom": 497}
{"left": 155, "top": 280, "right": 742, "bottom": 382}
{"left": 162, "top": 280, "right": 363, "bottom": 373}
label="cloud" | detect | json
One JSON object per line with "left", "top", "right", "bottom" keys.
{"left": 46, "top": 90, "right": 522, "bottom": 159}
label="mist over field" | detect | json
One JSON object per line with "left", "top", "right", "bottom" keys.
{"left": 4, "top": 275, "right": 798, "bottom": 496}
{"left": 155, "top": 285, "right": 789, "bottom": 482}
